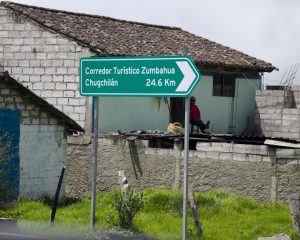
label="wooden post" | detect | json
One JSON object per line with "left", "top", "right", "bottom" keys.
{"left": 189, "top": 189, "right": 202, "bottom": 237}
{"left": 289, "top": 194, "right": 300, "bottom": 236}
{"left": 50, "top": 166, "right": 65, "bottom": 225}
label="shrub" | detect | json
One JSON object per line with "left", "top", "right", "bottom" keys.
{"left": 113, "top": 191, "right": 143, "bottom": 229}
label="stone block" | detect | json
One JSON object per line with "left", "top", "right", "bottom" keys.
{"left": 262, "top": 156, "right": 273, "bottom": 163}
{"left": 40, "top": 91, "right": 52, "bottom": 98}
{"left": 52, "top": 91, "right": 63, "bottom": 98}
{"left": 206, "top": 151, "right": 219, "bottom": 160}
{"left": 64, "top": 91, "right": 75, "bottom": 98}
{"left": 67, "top": 83, "right": 78, "bottom": 90}
{"left": 291, "top": 85, "right": 300, "bottom": 91}
{"left": 47, "top": 98, "right": 57, "bottom": 105}
{"left": 232, "top": 153, "right": 247, "bottom": 162}
{"left": 19, "top": 60, "right": 29, "bottom": 67}
{"left": 63, "top": 105, "right": 74, "bottom": 113}
{"left": 56, "top": 83, "right": 67, "bottom": 90}
{"left": 43, "top": 83, "right": 55, "bottom": 90}
{"left": 41, "top": 75, "right": 53, "bottom": 82}
{"left": 1, "top": 89, "right": 10, "bottom": 95}
{"left": 53, "top": 75, "right": 64, "bottom": 82}
{"left": 33, "top": 67, "right": 44, "bottom": 75}
{"left": 46, "top": 38, "right": 57, "bottom": 45}
{"left": 196, "top": 142, "right": 211, "bottom": 151}
{"left": 276, "top": 159, "right": 287, "bottom": 164}
{"left": 36, "top": 53, "right": 47, "bottom": 59}
{"left": 51, "top": 60, "right": 63, "bottom": 67}
{"left": 248, "top": 154, "right": 262, "bottom": 162}
{"left": 40, "top": 118, "right": 49, "bottom": 124}
{"left": 287, "top": 159, "right": 299, "bottom": 165}
{"left": 194, "top": 151, "right": 206, "bottom": 159}
{"left": 210, "top": 142, "right": 233, "bottom": 152}
{"left": 232, "top": 144, "right": 268, "bottom": 155}
{"left": 43, "top": 45, "right": 54, "bottom": 52}
{"left": 219, "top": 152, "right": 233, "bottom": 161}
{"left": 57, "top": 98, "right": 68, "bottom": 105}
{"left": 32, "top": 82, "right": 43, "bottom": 90}
{"left": 57, "top": 68, "right": 68, "bottom": 75}
{"left": 64, "top": 60, "right": 75, "bottom": 67}
{"left": 64, "top": 75, "right": 75, "bottom": 82}
{"left": 74, "top": 106, "right": 85, "bottom": 113}
{"left": 0, "top": 30, "right": 9, "bottom": 37}
{"left": 29, "top": 60, "right": 40, "bottom": 67}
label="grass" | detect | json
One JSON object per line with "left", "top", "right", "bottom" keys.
{"left": 0, "top": 189, "right": 295, "bottom": 240}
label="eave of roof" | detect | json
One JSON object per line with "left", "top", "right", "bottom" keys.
{"left": 0, "top": 1, "right": 278, "bottom": 73}
{"left": 0, "top": 71, "right": 84, "bottom": 133}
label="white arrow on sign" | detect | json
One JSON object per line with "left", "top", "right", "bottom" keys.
{"left": 175, "top": 61, "right": 197, "bottom": 92}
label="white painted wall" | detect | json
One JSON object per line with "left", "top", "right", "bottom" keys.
{"left": 193, "top": 75, "right": 261, "bottom": 134}
{"left": 97, "top": 75, "right": 260, "bottom": 134}
{"left": 19, "top": 125, "right": 66, "bottom": 199}
{"left": 98, "top": 97, "right": 170, "bottom": 133}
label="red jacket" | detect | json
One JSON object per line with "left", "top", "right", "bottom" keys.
{"left": 190, "top": 104, "right": 201, "bottom": 120}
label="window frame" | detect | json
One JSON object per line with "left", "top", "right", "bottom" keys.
{"left": 213, "top": 74, "right": 236, "bottom": 97}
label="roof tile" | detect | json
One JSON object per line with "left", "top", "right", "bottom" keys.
{"left": 1, "top": 1, "right": 277, "bottom": 72}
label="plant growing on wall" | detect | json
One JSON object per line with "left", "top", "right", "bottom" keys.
{"left": 0, "top": 131, "right": 13, "bottom": 207}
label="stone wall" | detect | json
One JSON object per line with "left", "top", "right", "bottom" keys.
{"left": 1, "top": 74, "right": 67, "bottom": 199}
{"left": 0, "top": 7, "right": 93, "bottom": 128}
{"left": 255, "top": 86, "right": 300, "bottom": 140}
{"left": 66, "top": 136, "right": 300, "bottom": 202}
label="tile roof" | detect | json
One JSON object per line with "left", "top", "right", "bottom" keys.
{"left": 0, "top": 71, "right": 84, "bottom": 133}
{"left": 1, "top": 1, "right": 277, "bottom": 73}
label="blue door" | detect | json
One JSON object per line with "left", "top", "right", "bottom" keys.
{"left": 0, "top": 109, "right": 20, "bottom": 203}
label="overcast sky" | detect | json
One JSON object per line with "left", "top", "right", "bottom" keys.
{"left": 10, "top": 0, "right": 300, "bottom": 85}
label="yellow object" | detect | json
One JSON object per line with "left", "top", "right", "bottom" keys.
{"left": 167, "top": 122, "right": 184, "bottom": 134}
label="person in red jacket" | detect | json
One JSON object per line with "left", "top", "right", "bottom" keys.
{"left": 190, "top": 96, "right": 210, "bottom": 133}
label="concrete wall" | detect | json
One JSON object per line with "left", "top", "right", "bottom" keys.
{"left": 66, "top": 136, "right": 300, "bottom": 202}
{"left": 0, "top": 7, "right": 92, "bottom": 128}
{"left": 19, "top": 125, "right": 66, "bottom": 199}
{"left": 0, "top": 74, "right": 67, "bottom": 199}
{"left": 255, "top": 86, "right": 300, "bottom": 140}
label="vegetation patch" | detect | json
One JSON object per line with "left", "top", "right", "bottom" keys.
{"left": 0, "top": 189, "right": 295, "bottom": 240}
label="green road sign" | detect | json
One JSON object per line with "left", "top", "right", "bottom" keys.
{"left": 80, "top": 56, "right": 201, "bottom": 97}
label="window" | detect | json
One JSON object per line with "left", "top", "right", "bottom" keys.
{"left": 213, "top": 74, "right": 235, "bottom": 97}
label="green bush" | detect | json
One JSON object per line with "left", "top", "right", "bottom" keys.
{"left": 113, "top": 191, "right": 143, "bottom": 229}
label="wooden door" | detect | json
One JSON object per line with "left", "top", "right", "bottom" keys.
{"left": 170, "top": 98, "right": 185, "bottom": 124}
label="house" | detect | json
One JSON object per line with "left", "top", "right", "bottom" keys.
{"left": 0, "top": 1, "right": 277, "bottom": 135}
{"left": 0, "top": 70, "right": 82, "bottom": 200}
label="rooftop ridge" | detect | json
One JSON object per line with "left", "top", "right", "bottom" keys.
{"left": 1, "top": 1, "right": 181, "bottom": 31}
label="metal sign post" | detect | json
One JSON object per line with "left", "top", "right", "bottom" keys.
{"left": 182, "top": 97, "right": 190, "bottom": 240}
{"left": 91, "top": 96, "right": 99, "bottom": 229}
{"left": 80, "top": 56, "right": 201, "bottom": 234}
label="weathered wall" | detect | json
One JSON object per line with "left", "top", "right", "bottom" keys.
{"left": 194, "top": 75, "right": 261, "bottom": 135}
{"left": 1, "top": 74, "right": 67, "bottom": 200}
{"left": 19, "top": 125, "right": 66, "bottom": 199}
{"left": 255, "top": 86, "right": 300, "bottom": 140}
{"left": 66, "top": 136, "right": 300, "bottom": 202}
{"left": 0, "top": 7, "right": 92, "bottom": 128}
